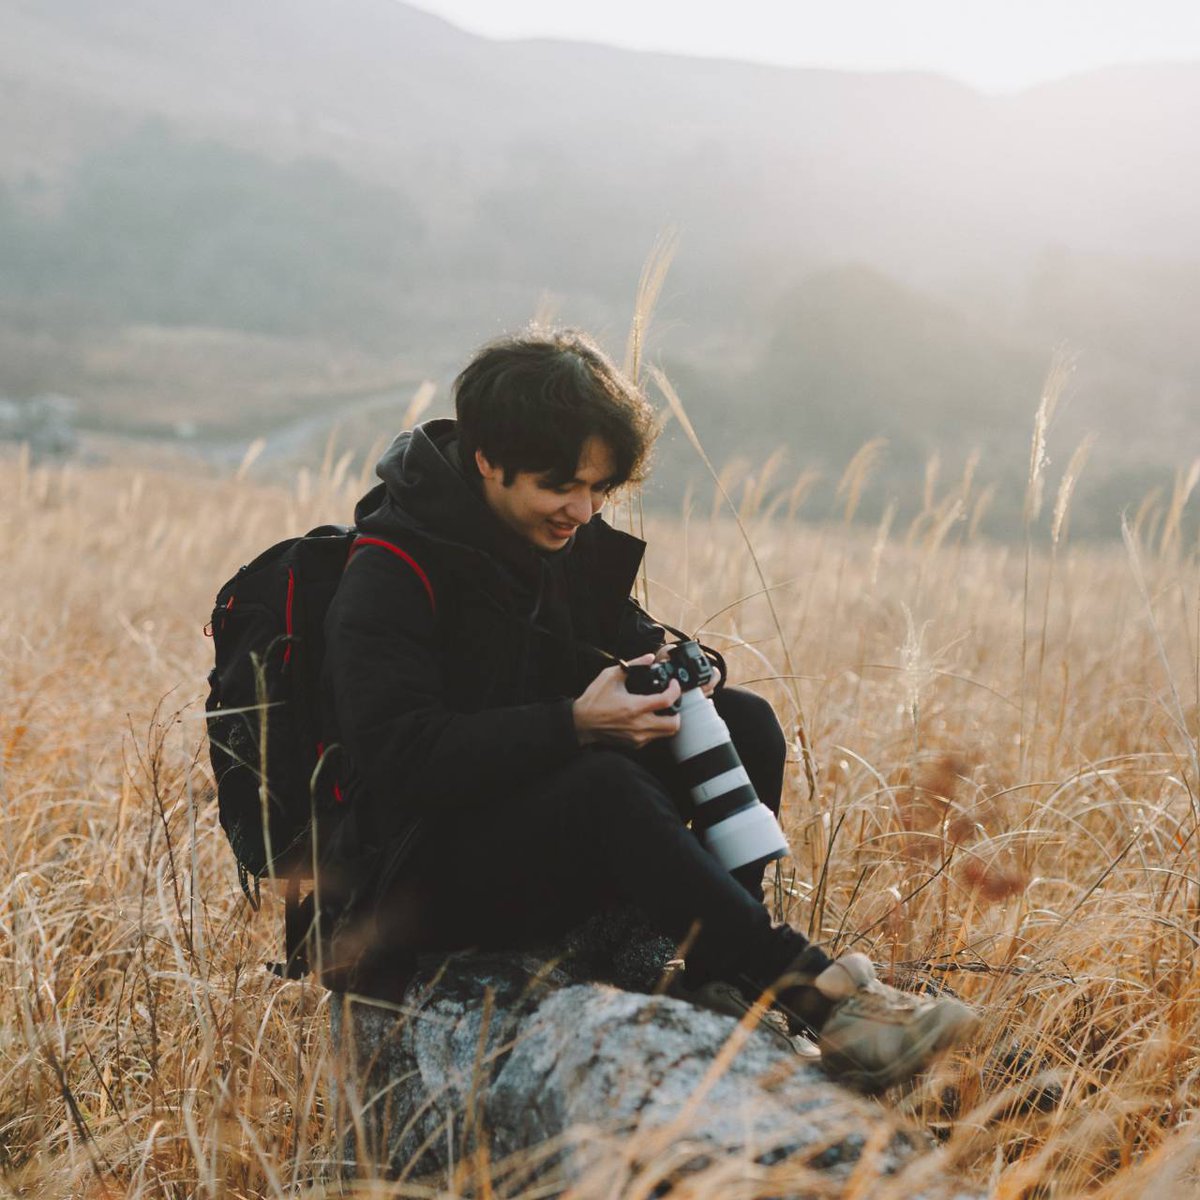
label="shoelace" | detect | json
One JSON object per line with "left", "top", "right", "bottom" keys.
{"left": 838, "top": 983, "right": 924, "bottom": 1019}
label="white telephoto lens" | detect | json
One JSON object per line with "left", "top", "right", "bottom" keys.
{"left": 703, "top": 803, "right": 790, "bottom": 874}
{"left": 668, "top": 690, "right": 789, "bottom": 872}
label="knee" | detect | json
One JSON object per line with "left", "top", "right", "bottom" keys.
{"left": 569, "top": 751, "right": 680, "bottom": 822}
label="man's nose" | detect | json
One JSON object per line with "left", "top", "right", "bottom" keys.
{"left": 565, "top": 493, "right": 592, "bottom": 524}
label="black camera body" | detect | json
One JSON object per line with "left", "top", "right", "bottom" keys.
{"left": 624, "top": 640, "right": 713, "bottom": 712}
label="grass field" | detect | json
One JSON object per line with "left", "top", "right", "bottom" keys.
{"left": 2, "top": 413, "right": 1199, "bottom": 1197}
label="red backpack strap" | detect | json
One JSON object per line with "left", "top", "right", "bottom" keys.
{"left": 349, "top": 536, "right": 436, "bottom": 614}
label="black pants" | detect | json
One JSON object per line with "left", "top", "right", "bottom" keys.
{"left": 360, "top": 688, "right": 827, "bottom": 994}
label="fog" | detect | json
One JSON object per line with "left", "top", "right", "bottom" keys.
{"left": 2, "top": 0, "right": 1198, "bottom": 537}
{"left": 412, "top": 0, "right": 1200, "bottom": 92}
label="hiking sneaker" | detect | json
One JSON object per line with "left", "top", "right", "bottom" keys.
{"left": 678, "top": 978, "right": 821, "bottom": 1059}
{"left": 779, "top": 952, "right": 979, "bottom": 1092}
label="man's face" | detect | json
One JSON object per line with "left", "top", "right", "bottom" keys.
{"left": 476, "top": 436, "right": 617, "bottom": 551}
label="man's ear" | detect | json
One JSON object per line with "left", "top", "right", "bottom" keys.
{"left": 475, "top": 448, "right": 499, "bottom": 482}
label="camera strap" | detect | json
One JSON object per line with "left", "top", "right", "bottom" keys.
{"left": 469, "top": 578, "right": 724, "bottom": 683}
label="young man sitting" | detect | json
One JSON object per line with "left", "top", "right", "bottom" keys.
{"left": 319, "top": 328, "right": 977, "bottom": 1092}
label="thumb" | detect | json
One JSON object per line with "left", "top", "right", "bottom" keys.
{"left": 622, "top": 653, "right": 655, "bottom": 668}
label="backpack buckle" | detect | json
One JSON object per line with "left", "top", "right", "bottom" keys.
{"left": 238, "top": 862, "right": 261, "bottom": 912}
{"left": 267, "top": 878, "right": 312, "bottom": 980}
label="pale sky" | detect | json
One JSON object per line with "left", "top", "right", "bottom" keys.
{"left": 406, "top": 0, "right": 1200, "bottom": 92}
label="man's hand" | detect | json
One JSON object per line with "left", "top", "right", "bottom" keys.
{"left": 573, "top": 653, "right": 682, "bottom": 749}
{"left": 654, "top": 643, "right": 722, "bottom": 697}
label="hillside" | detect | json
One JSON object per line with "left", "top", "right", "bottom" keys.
{"left": 1, "top": 0, "right": 1198, "bottom": 536}
{"left": 6, "top": 1, "right": 1198, "bottom": 266}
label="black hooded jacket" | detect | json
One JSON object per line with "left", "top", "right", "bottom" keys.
{"left": 321, "top": 418, "right": 667, "bottom": 870}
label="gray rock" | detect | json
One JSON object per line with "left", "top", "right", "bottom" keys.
{"left": 327, "top": 937, "right": 983, "bottom": 1198}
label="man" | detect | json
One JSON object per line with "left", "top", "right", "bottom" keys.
{"left": 320, "top": 328, "right": 976, "bottom": 1092}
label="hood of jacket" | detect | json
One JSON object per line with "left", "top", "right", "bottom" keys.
{"left": 352, "top": 418, "right": 646, "bottom": 635}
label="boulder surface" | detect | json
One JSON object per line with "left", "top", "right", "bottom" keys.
{"left": 327, "top": 923, "right": 982, "bottom": 1198}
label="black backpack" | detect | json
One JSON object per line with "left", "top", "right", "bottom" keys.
{"left": 204, "top": 524, "right": 433, "bottom": 977}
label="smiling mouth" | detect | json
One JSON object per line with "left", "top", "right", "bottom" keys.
{"left": 548, "top": 521, "right": 577, "bottom": 537}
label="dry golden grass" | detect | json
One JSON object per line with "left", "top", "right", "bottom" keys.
{"left": 2, "top": 425, "right": 1199, "bottom": 1198}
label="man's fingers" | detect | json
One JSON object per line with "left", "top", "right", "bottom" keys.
{"left": 629, "top": 683, "right": 680, "bottom": 714}
{"left": 608, "top": 654, "right": 653, "bottom": 687}
{"left": 633, "top": 715, "right": 679, "bottom": 746}
{"left": 606, "top": 659, "right": 682, "bottom": 740}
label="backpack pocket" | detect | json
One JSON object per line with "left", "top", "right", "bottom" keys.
{"left": 206, "top": 601, "right": 309, "bottom": 878}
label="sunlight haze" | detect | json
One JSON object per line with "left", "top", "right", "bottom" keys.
{"left": 3, "top": 0, "right": 1198, "bottom": 540}
{"left": 405, "top": 0, "right": 1200, "bottom": 91}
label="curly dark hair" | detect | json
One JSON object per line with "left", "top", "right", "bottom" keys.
{"left": 454, "top": 328, "right": 655, "bottom": 488}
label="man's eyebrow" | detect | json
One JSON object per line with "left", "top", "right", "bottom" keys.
{"left": 542, "top": 471, "right": 619, "bottom": 488}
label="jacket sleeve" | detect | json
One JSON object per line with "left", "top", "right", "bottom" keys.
{"left": 326, "top": 547, "right": 581, "bottom": 839}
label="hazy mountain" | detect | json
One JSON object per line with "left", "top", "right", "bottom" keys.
{"left": 1, "top": 0, "right": 1197, "bottom": 537}
{"left": 6, "top": 0, "right": 1199, "bottom": 272}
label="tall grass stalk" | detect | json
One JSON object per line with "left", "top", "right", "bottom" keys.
{"left": 624, "top": 231, "right": 679, "bottom": 606}
{"left": 1030, "top": 435, "right": 1095, "bottom": 769}
{"left": 1121, "top": 515, "right": 1200, "bottom": 827}
{"left": 651, "top": 366, "right": 818, "bottom": 803}
{"left": 1019, "top": 351, "right": 1072, "bottom": 772}
{"left": 1158, "top": 457, "right": 1199, "bottom": 561}
{"left": 830, "top": 439, "right": 887, "bottom": 675}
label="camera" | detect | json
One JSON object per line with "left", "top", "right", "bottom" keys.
{"left": 625, "top": 641, "right": 790, "bottom": 875}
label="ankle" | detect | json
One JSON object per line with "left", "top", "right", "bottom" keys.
{"left": 771, "top": 947, "right": 841, "bottom": 1033}
{"left": 776, "top": 981, "right": 835, "bottom": 1034}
